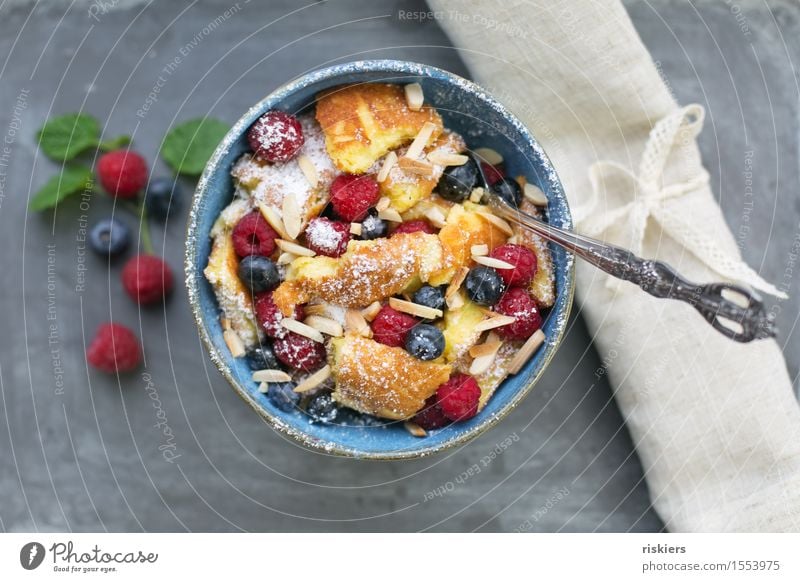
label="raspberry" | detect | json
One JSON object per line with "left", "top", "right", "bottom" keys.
{"left": 305, "top": 217, "right": 350, "bottom": 257}
{"left": 330, "top": 174, "right": 380, "bottom": 221}
{"left": 480, "top": 162, "right": 504, "bottom": 185}
{"left": 490, "top": 243, "right": 538, "bottom": 287}
{"left": 493, "top": 287, "right": 543, "bottom": 340}
{"left": 253, "top": 292, "right": 304, "bottom": 338}
{"left": 97, "top": 150, "right": 148, "bottom": 199}
{"left": 391, "top": 220, "right": 436, "bottom": 237}
{"left": 86, "top": 323, "right": 141, "bottom": 373}
{"left": 413, "top": 395, "right": 450, "bottom": 430}
{"left": 232, "top": 211, "right": 278, "bottom": 258}
{"left": 247, "top": 110, "right": 304, "bottom": 163}
{"left": 371, "top": 305, "right": 418, "bottom": 348}
{"left": 436, "top": 373, "right": 481, "bottom": 421}
{"left": 273, "top": 332, "right": 326, "bottom": 371}
{"left": 121, "top": 254, "right": 173, "bottom": 305}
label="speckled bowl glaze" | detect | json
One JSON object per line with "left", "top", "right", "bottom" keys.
{"left": 186, "top": 60, "right": 574, "bottom": 459}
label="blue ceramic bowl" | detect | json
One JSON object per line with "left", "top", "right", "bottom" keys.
{"left": 186, "top": 60, "right": 574, "bottom": 459}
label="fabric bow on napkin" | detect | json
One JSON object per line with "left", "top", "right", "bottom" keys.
{"left": 430, "top": 0, "right": 800, "bottom": 531}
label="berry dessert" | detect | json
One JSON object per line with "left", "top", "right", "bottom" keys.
{"left": 204, "top": 82, "right": 556, "bottom": 435}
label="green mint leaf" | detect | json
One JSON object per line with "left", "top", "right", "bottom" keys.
{"left": 37, "top": 113, "right": 101, "bottom": 162}
{"left": 161, "top": 118, "right": 230, "bottom": 176}
{"left": 29, "top": 165, "right": 93, "bottom": 211}
{"left": 98, "top": 135, "right": 132, "bottom": 151}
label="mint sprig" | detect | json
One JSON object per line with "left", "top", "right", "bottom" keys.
{"left": 161, "top": 118, "right": 229, "bottom": 177}
{"left": 29, "top": 165, "right": 93, "bottom": 211}
{"left": 37, "top": 113, "right": 131, "bottom": 162}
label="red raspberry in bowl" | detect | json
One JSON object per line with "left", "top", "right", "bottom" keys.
{"left": 330, "top": 174, "right": 380, "bottom": 222}
{"left": 232, "top": 211, "right": 278, "bottom": 258}
{"left": 480, "top": 162, "right": 504, "bottom": 185}
{"left": 493, "top": 287, "right": 543, "bottom": 340}
{"left": 97, "top": 150, "right": 148, "bottom": 199}
{"left": 86, "top": 322, "right": 141, "bottom": 373}
{"left": 371, "top": 305, "right": 417, "bottom": 347}
{"left": 412, "top": 395, "right": 450, "bottom": 430}
{"left": 254, "top": 292, "right": 304, "bottom": 338}
{"left": 273, "top": 332, "right": 326, "bottom": 371}
{"left": 436, "top": 373, "right": 481, "bottom": 421}
{"left": 390, "top": 219, "right": 436, "bottom": 237}
{"left": 490, "top": 243, "right": 538, "bottom": 287}
{"left": 305, "top": 217, "right": 350, "bottom": 257}
{"left": 121, "top": 254, "right": 173, "bottom": 305}
{"left": 247, "top": 110, "right": 304, "bottom": 163}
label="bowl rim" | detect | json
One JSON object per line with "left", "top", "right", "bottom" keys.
{"left": 185, "top": 59, "right": 575, "bottom": 460}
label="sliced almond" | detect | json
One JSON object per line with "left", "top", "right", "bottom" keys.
{"left": 475, "top": 210, "right": 514, "bottom": 236}
{"left": 473, "top": 255, "right": 514, "bottom": 270}
{"left": 446, "top": 291, "right": 464, "bottom": 310}
{"left": 404, "top": 421, "right": 427, "bottom": 437}
{"left": 523, "top": 182, "right": 548, "bottom": 206}
{"left": 303, "top": 303, "right": 328, "bottom": 317}
{"left": 345, "top": 309, "right": 371, "bottom": 337}
{"left": 389, "top": 297, "right": 443, "bottom": 320}
{"left": 223, "top": 329, "right": 246, "bottom": 358}
{"left": 470, "top": 334, "right": 503, "bottom": 375}
{"left": 426, "top": 151, "right": 469, "bottom": 167}
{"left": 398, "top": 156, "right": 435, "bottom": 177}
{"left": 445, "top": 266, "right": 470, "bottom": 299}
{"left": 424, "top": 206, "right": 447, "bottom": 229}
{"left": 258, "top": 382, "right": 269, "bottom": 394}
{"left": 257, "top": 203, "right": 293, "bottom": 241}
{"left": 304, "top": 315, "right": 344, "bottom": 338}
{"left": 473, "top": 147, "right": 503, "bottom": 165}
{"left": 293, "top": 365, "right": 331, "bottom": 393}
{"left": 277, "top": 252, "right": 296, "bottom": 265}
{"left": 361, "top": 301, "right": 382, "bottom": 322}
{"left": 377, "top": 151, "right": 398, "bottom": 183}
{"left": 281, "top": 318, "right": 325, "bottom": 343}
{"left": 509, "top": 329, "right": 546, "bottom": 374}
{"left": 376, "top": 196, "right": 391, "bottom": 212}
{"left": 350, "top": 222, "right": 362, "bottom": 236}
{"left": 282, "top": 194, "right": 303, "bottom": 240}
{"left": 475, "top": 314, "right": 516, "bottom": 333}
{"left": 378, "top": 208, "right": 403, "bottom": 223}
{"left": 469, "top": 187, "right": 485, "bottom": 203}
{"left": 297, "top": 154, "right": 319, "bottom": 188}
{"left": 470, "top": 244, "right": 489, "bottom": 257}
{"left": 220, "top": 316, "right": 231, "bottom": 331}
{"left": 405, "top": 121, "right": 437, "bottom": 160}
{"left": 469, "top": 339, "right": 503, "bottom": 358}
{"left": 253, "top": 369, "right": 292, "bottom": 383}
{"left": 404, "top": 82, "right": 424, "bottom": 111}
{"left": 275, "top": 239, "right": 315, "bottom": 257}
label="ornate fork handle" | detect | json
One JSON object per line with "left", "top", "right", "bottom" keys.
{"left": 486, "top": 195, "right": 776, "bottom": 342}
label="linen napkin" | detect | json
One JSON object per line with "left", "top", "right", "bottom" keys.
{"left": 428, "top": 0, "right": 800, "bottom": 531}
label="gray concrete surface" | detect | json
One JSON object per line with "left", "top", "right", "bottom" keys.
{"left": 0, "top": 0, "right": 796, "bottom": 532}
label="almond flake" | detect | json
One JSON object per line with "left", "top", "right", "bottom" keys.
{"left": 446, "top": 291, "right": 464, "bottom": 310}
{"left": 257, "top": 202, "right": 293, "bottom": 240}
{"left": 469, "top": 187, "right": 485, "bottom": 203}
{"left": 475, "top": 210, "right": 514, "bottom": 236}
{"left": 378, "top": 208, "right": 403, "bottom": 223}
{"left": 281, "top": 318, "right": 325, "bottom": 343}
{"left": 252, "top": 369, "right": 292, "bottom": 383}
{"left": 361, "top": 301, "right": 382, "bottom": 322}
{"left": 424, "top": 206, "right": 447, "bottom": 228}
{"left": 470, "top": 334, "right": 503, "bottom": 375}
{"left": 473, "top": 255, "right": 514, "bottom": 269}
{"left": 397, "top": 156, "right": 435, "bottom": 177}
{"left": 277, "top": 252, "right": 296, "bottom": 265}
{"left": 377, "top": 151, "right": 398, "bottom": 183}
{"left": 258, "top": 382, "right": 269, "bottom": 394}
{"left": 223, "top": 329, "right": 246, "bottom": 357}
{"left": 404, "top": 421, "right": 427, "bottom": 437}
{"left": 350, "top": 222, "right": 362, "bottom": 236}
{"left": 293, "top": 365, "right": 331, "bottom": 393}
{"left": 404, "top": 83, "right": 424, "bottom": 111}
{"left": 282, "top": 194, "right": 303, "bottom": 240}
{"left": 304, "top": 315, "right": 344, "bottom": 337}
{"left": 275, "top": 239, "right": 315, "bottom": 257}
{"left": 473, "top": 147, "right": 503, "bottom": 165}
{"left": 509, "top": 329, "right": 546, "bottom": 374}
{"left": 389, "top": 297, "right": 443, "bottom": 320}
{"left": 445, "top": 266, "right": 469, "bottom": 299}
{"left": 475, "top": 314, "right": 516, "bottom": 332}
{"left": 345, "top": 309, "right": 371, "bottom": 337}
{"left": 469, "top": 339, "right": 502, "bottom": 358}
{"left": 470, "top": 244, "right": 489, "bottom": 257}
{"left": 523, "top": 182, "right": 548, "bottom": 206}
{"left": 405, "top": 121, "right": 437, "bottom": 160}
{"left": 220, "top": 316, "right": 231, "bottom": 331}
{"left": 304, "top": 303, "right": 328, "bottom": 316}
{"left": 426, "top": 151, "right": 469, "bottom": 167}
{"left": 376, "top": 196, "right": 391, "bottom": 212}
{"left": 297, "top": 154, "right": 319, "bottom": 188}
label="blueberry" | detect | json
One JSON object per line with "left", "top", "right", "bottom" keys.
{"left": 237, "top": 255, "right": 280, "bottom": 293}
{"left": 89, "top": 217, "right": 130, "bottom": 257}
{"left": 145, "top": 177, "right": 181, "bottom": 219}
{"left": 491, "top": 177, "right": 522, "bottom": 206}
{"left": 306, "top": 392, "right": 340, "bottom": 423}
{"left": 405, "top": 324, "right": 445, "bottom": 361}
{"left": 437, "top": 157, "right": 479, "bottom": 201}
{"left": 266, "top": 382, "right": 300, "bottom": 412}
{"left": 246, "top": 343, "right": 281, "bottom": 371}
{"left": 465, "top": 266, "right": 505, "bottom": 306}
{"left": 360, "top": 210, "right": 388, "bottom": 240}
{"left": 412, "top": 285, "right": 446, "bottom": 313}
